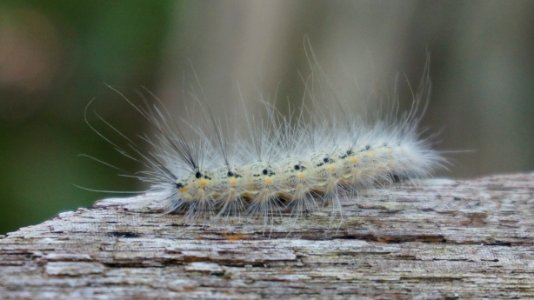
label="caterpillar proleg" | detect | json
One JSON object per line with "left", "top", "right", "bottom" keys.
{"left": 87, "top": 50, "right": 445, "bottom": 226}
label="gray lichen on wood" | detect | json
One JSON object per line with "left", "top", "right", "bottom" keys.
{"left": 1, "top": 173, "right": 533, "bottom": 299}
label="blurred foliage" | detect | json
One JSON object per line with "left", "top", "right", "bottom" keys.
{"left": 0, "top": 0, "right": 174, "bottom": 233}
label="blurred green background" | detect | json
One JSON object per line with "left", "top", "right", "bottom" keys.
{"left": 1, "top": 0, "right": 533, "bottom": 234}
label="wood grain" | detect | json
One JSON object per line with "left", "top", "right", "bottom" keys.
{"left": 1, "top": 173, "right": 533, "bottom": 299}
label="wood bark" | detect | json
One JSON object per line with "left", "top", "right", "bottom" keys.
{"left": 1, "top": 173, "right": 533, "bottom": 299}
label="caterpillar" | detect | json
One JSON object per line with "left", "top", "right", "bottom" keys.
{"left": 87, "top": 50, "right": 445, "bottom": 226}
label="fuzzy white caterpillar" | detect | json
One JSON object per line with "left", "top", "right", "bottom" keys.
{"left": 87, "top": 52, "right": 444, "bottom": 226}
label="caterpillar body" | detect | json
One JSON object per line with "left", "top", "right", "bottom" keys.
{"left": 88, "top": 55, "right": 444, "bottom": 225}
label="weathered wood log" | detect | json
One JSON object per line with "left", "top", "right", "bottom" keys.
{"left": 1, "top": 173, "right": 533, "bottom": 299}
